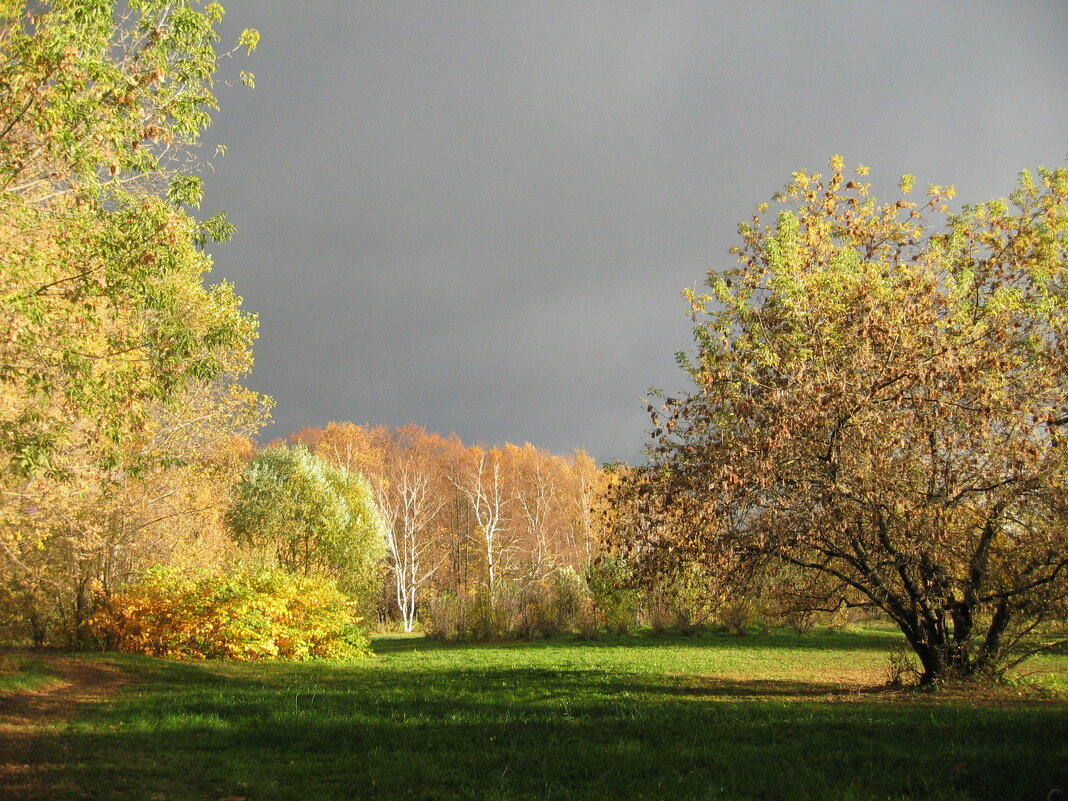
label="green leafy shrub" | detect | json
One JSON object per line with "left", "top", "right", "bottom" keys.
{"left": 227, "top": 445, "right": 388, "bottom": 611}
{"left": 89, "top": 567, "right": 370, "bottom": 660}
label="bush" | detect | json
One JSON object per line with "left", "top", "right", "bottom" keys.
{"left": 502, "top": 578, "right": 554, "bottom": 640}
{"left": 643, "top": 564, "right": 717, "bottom": 634}
{"left": 586, "top": 557, "right": 639, "bottom": 635}
{"left": 421, "top": 590, "right": 469, "bottom": 641}
{"left": 422, "top": 569, "right": 600, "bottom": 641}
{"left": 549, "top": 567, "right": 590, "bottom": 633}
{"left": 718, "top": 600, "right": 756, "bottom": 635}
{"left": 89, "top": 566, "right": 371, "bottom": 660}
{"left": 421, "top": 586, "right": 533, "bottom": 641}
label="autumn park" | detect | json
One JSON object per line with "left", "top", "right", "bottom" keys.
{"left": 1, "top": 3, "right": 1066, "bottom": 800}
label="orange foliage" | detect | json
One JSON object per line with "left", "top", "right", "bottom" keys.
{"left": 89, "top": 567, "right": 370, "bottom": 660}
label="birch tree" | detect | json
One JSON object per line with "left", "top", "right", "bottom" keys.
{"left": 456, "top": 447, "right": 510, "bottom": 597}
{"left": 507, "top": 443, "right": 560, "bottom": 576}
{"left": 377, "top": 451, "right": 446, "bottom": 631}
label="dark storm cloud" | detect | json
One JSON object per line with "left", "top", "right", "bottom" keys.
{"left": 201, "top": 1, "right": 1068, "bottom": 463}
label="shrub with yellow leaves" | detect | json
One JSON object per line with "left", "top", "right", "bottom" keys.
{"left": 89, "top": 567, "right": 370, "bottom": 660}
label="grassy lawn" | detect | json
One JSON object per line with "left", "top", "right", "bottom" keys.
{"left": 4, "top": 628, "right": 1066, "bottom": 801}
{"left": 0, "top": 653, "right": 62, "bottom": 694}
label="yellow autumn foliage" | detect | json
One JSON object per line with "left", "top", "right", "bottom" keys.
{"left": 89, "top": 567, "right": 370, "bottom": 660}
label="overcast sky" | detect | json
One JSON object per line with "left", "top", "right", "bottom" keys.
{"left": 200, "top": 1, "right": 1068, "bottom": 464}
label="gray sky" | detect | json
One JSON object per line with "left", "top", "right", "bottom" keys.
{"left": 201, "top": 1, "right": 1068, "bottom": 464}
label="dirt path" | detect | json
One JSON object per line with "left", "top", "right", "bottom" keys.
{"left": 0, "top": 656, "right": 133, "bottom": 801}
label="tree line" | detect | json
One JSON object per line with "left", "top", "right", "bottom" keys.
{"left": 283, "top": 423, "right": 607, "bottom": 636}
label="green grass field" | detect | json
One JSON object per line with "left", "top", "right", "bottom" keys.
{"left": 4, "top": 628, "right": 1067, "bottom": 801}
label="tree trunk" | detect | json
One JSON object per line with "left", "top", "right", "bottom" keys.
{"left": 903, "top": 625, "right": 987, "bottom": 684}
{"left": 29, "top": 609, "right": 46, "bottom": 649}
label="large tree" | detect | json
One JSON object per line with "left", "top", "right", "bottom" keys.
{"left": 0, "top": 1, "right": 267, "bottom": 646}
{"left": 0, "top": 0, "right": 260, "bottom": 481}
{"left": 630, "top": 157, "right": 1068, "bottom": 683}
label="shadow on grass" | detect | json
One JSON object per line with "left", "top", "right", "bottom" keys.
{"left": 38, "top": 653, "right": 1068, "bottom": 801}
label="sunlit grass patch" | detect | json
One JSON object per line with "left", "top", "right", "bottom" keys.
{"left": 0, "top": 651, "right": 61, "bottom": 694}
